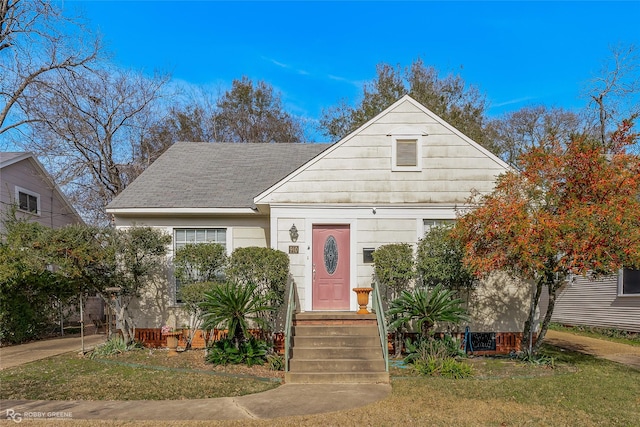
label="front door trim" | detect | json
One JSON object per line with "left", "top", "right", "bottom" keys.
{"left": 304, "top": 217, "right": 357, "bottom": 312}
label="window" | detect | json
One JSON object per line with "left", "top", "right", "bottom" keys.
{"left": 423, "top": 219, "right": 455, "bottom": 235}
{"left": 620, "top": 268, "right": 640, "bottom": 295}
{"left": 15, "top": 187, "right": 40, "bottom": 215}
{"left": 396, "top": 139, "right": 418, "bottom": 166}
{"left": 173, "top": 228, "right": 227, "bottom": 303}
{"left": 392, "top": 135, "right": 422, "bottom": 171}
{"left": 174, "top": 228, "right": 226, "bottom": 251}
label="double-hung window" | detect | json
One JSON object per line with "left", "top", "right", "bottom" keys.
{"left": 16, "top": 186, "right": 40, "bottom": 215}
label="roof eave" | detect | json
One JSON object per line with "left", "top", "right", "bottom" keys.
{"left": 106, "top": 207, "right": 261, "bottom": 216}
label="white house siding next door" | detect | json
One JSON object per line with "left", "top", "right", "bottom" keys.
{"left": 312, "top": 224, "right": 350, "bottom": 310}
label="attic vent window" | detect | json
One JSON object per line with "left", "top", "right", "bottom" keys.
{"left": 396, "top": 139, "right": 417, "bottom": 166}
{"left": 391, "top": 134, "right": 423, "bottom": 171}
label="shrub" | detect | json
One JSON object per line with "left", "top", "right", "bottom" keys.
{"left": 404, "top": 336, "right": 464, "bottom": 364}
{"left": 414, "top": 356, "right": 473, "bottom": 379}
{"left": 388, "top": 284, "right": 468, "bottom": 339}
{"left": 405, "top": 336, "right": 472, "bottom": 378}
{"left": 227, "top": 247, "right": 289, "bottom": 308}
{"left": 416, "top": 224, "right": 475, "bottom": 290}
{"left": 266, "top": 353, "right": 285, "bottom": 371}
{"left": 89, "top": 336, "right": 142, "bottom": 359}
{"left": 518, "top": 351, "right": 556, "bottom": 368}
{"left": 200, "top": 282, "right": 272, "bottom": 348}
{"left": 174, "top": 243, "right": 227, "bottom": 284}
{"left": 206, "top": 337, "right": 268, "bottom": 366}
{"left": 372, "top": 243, "right": 414, "bottom": 299}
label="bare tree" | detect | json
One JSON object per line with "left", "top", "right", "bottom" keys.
{"left": 0, "top": 0, "right": 100, "bottom": 139}
{"left": 20, "top": 67, "right": 170, "bottom": 224}
{"left": 488, "top": 106, "right": 584, "bottom": 167}
{"left": 586, "top": 44, "right": 640, "bottom": 148}
{"left": 143, "top": 91, "right": 219, "bottom": 165}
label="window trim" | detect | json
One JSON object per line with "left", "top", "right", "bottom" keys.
{"left": 391, "top": 135, "right": 423, "bottom": 172}
{"left": 422, "top": 219, "right": 455, "bottom": 235}
{"left": 618, "top": 268, "right": 640, "bottom": 297}
{"left": 15, "top": 186, "right": 40, "bottom": 216}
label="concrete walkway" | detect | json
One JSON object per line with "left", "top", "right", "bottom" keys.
{"left": 544, "top": 329, "right": 640, "bottom": 370}
{"left": 0, "top": 334, "right": 391, "bottom": 421}
{"left": 1, "top": 384, "right": 391, "bottom": 421}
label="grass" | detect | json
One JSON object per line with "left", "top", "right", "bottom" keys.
{"left": 0, "top": 348, "right": 281, "bottom": 400}
{"left": 549, "top": 323, "right": 640, "bottom": 347}
{"left": 2, "top": 345, "right": 639, "bottom": 426}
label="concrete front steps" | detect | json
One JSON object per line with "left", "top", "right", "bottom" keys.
{"left": 284, "top": 312, "right": 389, "bottom": 384}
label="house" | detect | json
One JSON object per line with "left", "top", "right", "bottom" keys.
{"left": 0, "top": 152, "right": 82, "bottom": 232}
{"left": 0, "top": 152, "right": 101, "bottom": 326}
{"left": 546, "top": 270, "right": 640, "bottom": 332}
{"left": 106, "top": 95, "right": 534, "bottom": 353}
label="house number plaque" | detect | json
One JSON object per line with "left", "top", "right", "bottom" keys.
{"left": 288, "top": 245, "right": 299, "bottom": 254}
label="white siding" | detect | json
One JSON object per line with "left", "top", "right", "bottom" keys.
{"left": 113, "top": 213, "right": 270, "bottom": 328}
{"left": 550, "top": 275, "right": 640, "bottom": 332}
{"left": 256, "top": 98, "right": 506, "bottom": 207}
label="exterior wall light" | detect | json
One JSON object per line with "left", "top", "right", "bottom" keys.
{"left": 289, "top": 224, "right": 299, "bottom": 242}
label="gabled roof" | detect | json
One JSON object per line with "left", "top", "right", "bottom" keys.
{"left": 253, "top": 95, "right": 511, "bottom": 205}
{"left": 106, "top": 142, "right": 331, "bottom": 211}
{"left": 0, "top": 152, "right": 33, "bottom": 168}
{"left": 0, "top": 151, "right": 83, "bottom": 224}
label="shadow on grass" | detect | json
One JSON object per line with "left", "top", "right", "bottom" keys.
{"left": 540, "top": 343, "right": 606, "bottom": 365}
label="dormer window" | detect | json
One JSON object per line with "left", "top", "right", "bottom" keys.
{"left": 391, "top": 133, "right": 423, "bottom": 171}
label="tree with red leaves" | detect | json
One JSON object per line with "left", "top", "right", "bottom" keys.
{"left": 455, "top": 121, "right": 640, "bottom": 353}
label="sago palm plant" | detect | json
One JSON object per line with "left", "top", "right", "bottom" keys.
{"left": 388, "top": 284, "right": 468, "bottom": 339}
{"left": 200, "top": 281, "right": 272, "bottom": 348}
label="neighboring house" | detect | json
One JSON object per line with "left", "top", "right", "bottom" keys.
{"left": 547, "top": 270, "right": 640, "bottom": 332}
{"left": 0, "top": 152, "right": 82, "bottom": 232}
{"left": 106, "top": 95, "right": 534, "bottom": 344}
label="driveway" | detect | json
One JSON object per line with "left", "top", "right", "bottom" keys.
{"left": 544, "top": 329, "right": 640, "bottom": 370}
{"left": 0, "top": 333, "right": 106, "bottom": 370}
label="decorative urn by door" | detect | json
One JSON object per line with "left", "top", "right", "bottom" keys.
{"left": 352, "top": 287, "right": 373, "bottom": 314}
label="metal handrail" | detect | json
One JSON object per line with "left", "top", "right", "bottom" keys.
{"left": 284, "top": 278, "right": 297, "bottom": 372}
{"left": 372, "top": 278, "right": 389, "bottom": 372}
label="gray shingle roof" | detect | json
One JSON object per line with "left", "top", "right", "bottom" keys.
{"left": 107, "top": 142, "right": 331, "bottom": 210}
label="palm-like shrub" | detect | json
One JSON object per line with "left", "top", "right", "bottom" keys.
{"left": 200, "top": 282, "right": 272, "bottom": 348}
{"left": 388, "top": 284, "right": 468, "bottom": 339}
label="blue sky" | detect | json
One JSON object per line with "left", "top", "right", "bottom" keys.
{"left": 67, "top": 1, "right": 638, "bottom": 140}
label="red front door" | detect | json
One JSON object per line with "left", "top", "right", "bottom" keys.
{"left": 312, "top": 225, "right": 350, "bottom": 310}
